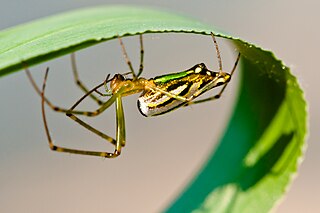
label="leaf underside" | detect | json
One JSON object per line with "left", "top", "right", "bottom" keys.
{"left": 0, "top": 5, "right": 307, "bottom": 213}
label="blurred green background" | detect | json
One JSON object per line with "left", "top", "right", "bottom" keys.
{"left": 0, "top": 1, "right": 317, "bottom": 212}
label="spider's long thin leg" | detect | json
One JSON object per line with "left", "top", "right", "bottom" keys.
{"left": 39, "top": 70, "right": 117, "bottom": 146}
{"left": 115, "top": 96, "right": 126, "bottom": 147}
{"left": 25, "top": 68, "right": 106, "bottom": 115}
{"left": 184, "top": 52, "right": 241, "bottom": 106}
{"left": 118, "top": 35, "right": 137, "bottom": 79}
{"left": 26, "top": 67, "right": 51, "bottom": 104}
{"left": 41, "top": 69, "right": 121, "bottom": 158}
{"left": 28, "top": 67, "right": 117, "bottom": 118}
{"left": 136, "top": 34, "right": 144, "bottom": 77}
{"left": 70, "top": 53, "right": 105, "bottom": 105}
{"left": 65, "top": 88, "right": 128, "bottom": 149}
{"left": 211, "top": 32, "right": 223, "bottom": 73}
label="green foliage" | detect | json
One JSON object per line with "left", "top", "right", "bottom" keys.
{"left": 0, "top": 5, "right": 307, "bottom": 213}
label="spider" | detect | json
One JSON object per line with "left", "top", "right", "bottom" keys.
{"left": 26, "top": 32, "right": 240, "bottom": 158}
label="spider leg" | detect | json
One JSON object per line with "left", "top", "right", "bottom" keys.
{"left": 211, "top": 32, "right": 223, "bottom": 73}
{"left": 25, "top": 67, "right": 107, "bottom": 115}
{"left": 118, "top": 35, "right": 138, "bottom": 79}
{"left": 41, "top": 69, "right": 126, "bottom": 158}
{"left": 136, "top": 34, "right": 145, "bottom": 77}
{"left": 70, "top": 53, "right": 105, "bottom": 105}
{"left": 118, "top": 34, "right": 144, "bottom": 78}
{"left": 65, "top": 86, "right": 128, "bottom": 150}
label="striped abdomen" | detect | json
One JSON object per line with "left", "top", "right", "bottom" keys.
{"left": 137, "top": 63, "right": 224, "bottom": 117}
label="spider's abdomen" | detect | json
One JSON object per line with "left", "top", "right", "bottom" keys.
{"left": 137, "top": 64, "right": 223, "bottom": 117}
{"left": 137, "top": 81, "right": 193, "bottom": 117}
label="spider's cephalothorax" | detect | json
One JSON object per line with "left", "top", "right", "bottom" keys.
{"left": 26, "top": 33, "right": 240, "bottom": 158}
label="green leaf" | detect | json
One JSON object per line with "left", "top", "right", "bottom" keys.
{"left": 0, "top": 5, "right": 307, "bottom": 213}
{"left": 0, "top": 5, "right": 216, "bottom": 77}
{"left": 167, "top": 43, "right": 307, "bottom": 213}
